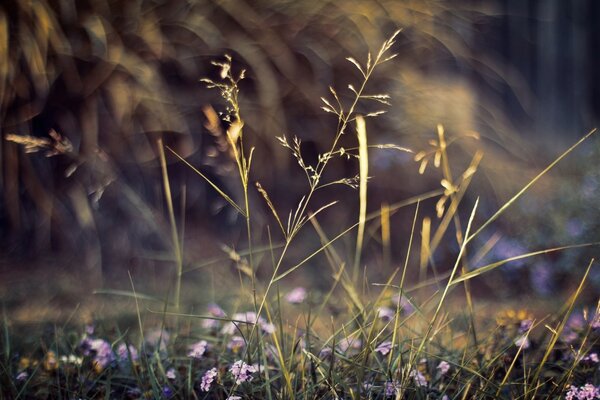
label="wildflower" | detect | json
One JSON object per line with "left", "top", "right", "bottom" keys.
{"left": 81, "top": 338, "right": 114, "bottom": 371}
{"left": 226, "top": 397, "right": 241, "bottom": 400}
{"left": 43, "top": 350, "right": 58, "bottom": 371}
{"left": 591, "top": 313, "right": 600, "bottom": 330}
{"left": 568, "top": 314, "right": 586, "bottom": 331}
{"left": 338, "top": 336, "right": 362, "bottom": 353}
{"left": 437, "top": 360, "right": 450, "bottom": 375}
{"left": 117, "top": 343, "right": 138, "bottom": 362}
{"left": 409, "top": 369, "right": 428, "bottom": 387}
{"left": 565, "top": 384, "right": 600, "bottom": 400}
{"left": 85, "top": 324, "right": 95, "bottom": 335}
{"left": 519, "top": 319, "right": 533, "bottom": 333}
{"left": 514, "top": 335, "right": 530, "bottom": 349}
{"left": 260, "top": 320, "right": 276, "bottom": 334}
{"left": 583, "top": 352, "right": 599, "bottom": 363}
{"left": 496, "top": 309, "right": 532, "bottom": 327}
{"left": 391, "top": 294, "right": 415, "bottom": 314}
{"left": 285, "top": 287, "right": 308, "bottom": 304}
{"left": 188, "top": 340, "right": 208, "bottom": 359}
{"left": 16, "top": 371, "right": 28, "bottom": 381}
{"left": 144, "top": 328, "right": 170, "bottom": 353}
{"left": 166, "top": 368, "right": 176, "bottom": 380}
{"left": 319, "top": 346, "right": 332, "bottom": 358}
{"left": 203, "top": 303, "right": 226, "bottom": 330}
{"left": 162, "top": 386, "right": 174, "bottom": 398}
{"left": 385, "top": 381, "right": 400, "bottom": 397}
{"left": 60, "top": 354, "right": 84, "bottom": 365}
{"left": 562, "top": 329, "right": 579, "bottom": 344}
{"left": 200, "top": 367, "right": 218, "bottom": 392}
{"left": 229, "top": 360, "right": 256, "bottom": 385}
{"left": 377, "top": 306, "right": 395, "bottom": 321}
{"left": 374, "top": 341, "right": 393, "bottom": 355}
{"left": 227, "top": 336, "right": 246, "bottom": 352}
{"left": 221, "top": 312, "right": 274, "bottom": 335}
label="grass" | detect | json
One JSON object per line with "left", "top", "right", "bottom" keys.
{"left": 2, "top": 31, "right": 600, "bottom": 400}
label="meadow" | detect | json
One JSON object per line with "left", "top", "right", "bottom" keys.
{"left": 1, "top": 2, "right": 600, "bottom": 399}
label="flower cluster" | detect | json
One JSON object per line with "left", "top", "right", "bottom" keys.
{"left": 200, "top": 367, "right": 218, "bottom": 392}
{"left": 221, "top": 312, "right": 275, "bottom": 335}
{"left": 565, "top": 384, "right": 600, "bottom": 400}
{"left": 80, "top": 338, "right": 115, "bottom": 371}
{"left": 188, "top": 340, "right": 208, "bottom": 359}
{"left": 229, "top": 360, "right": 257, "bottom": 385}
{"left": 285, "top": 287, "right": 307, "bottom": 304}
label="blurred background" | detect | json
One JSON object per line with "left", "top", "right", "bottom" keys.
{"left": 1, "top": 0, "right": 599, "bottom": 315}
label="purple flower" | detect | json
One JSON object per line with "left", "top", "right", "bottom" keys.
{"left": 145, "top": 328, "right": 170, "bottom": 352}
{"left": 200, "top": 367, "right": 218, "bottom": 392}
{"left": 391, "top": 295, "right": 415, "bottom": 314}
{"left": 203, "top": 303, "right": 226, "bottom": 330}
{"left": 16, "top": 371, "right": 28, "bottom": 381}
{"left": 583, "top": 352, "right": 599, "bottom": 363}
{"left": 285, "top": 287, "right": 308, "bottom": 304}
{"left": 166, "top": 368, "right": 176, "bottom": 380}
{"left": 385, "top": 381, "right": 399, "bottom": 397}
{"left": 338, "top": 337, "right": 362, "bottom": 353}
{"left": 117, "top": 343, "right": 138, "bottom": 362}
{"left": 81, "top": 338, "right": 115, "bottom": 370}
{"left": 519, "top": 319, "right": 533, "bottom": 334}
{"left": 568, "top": 314, "right": 586, "bottom": 331}
{"left": 227, "top": 336, "right": 246, "bottom": 352}
{"left": 374, "top": 341, "right": 393, "bottom": 355}
{"left": 162, "top": 386, "right": 174, "bottom": 398}
{"left": 591, "top": 313, "right": 600, "bottom": 330}
{"left": 222, "top": 312, "right": 274, "bottom": 335}
{"left": 437, "top": 360, "right": 450, "bottom": 375}
{"left": 226, "top": 397, "right": 242, "bottom": 400}
{"left": 377, "top": 306, "right": 395, "bottom": 321}
{"left": 229, "top": 360, "right": 256, "bottom": 385}
{"left": 566, "top": 384, "right": 600, "bottom": 400}
{"left": 409, "top": 369, "right": 428, "bottom": 387}
{"left": 85, "top": 324, "right": 95, "bottom": 335}
{"left": 188, "top": 340, "right": 208, "bottom": 359}
{"left": 514, "top": 335, "right": 530, "bottom": 349}
{"left": 319, "top": 346, "right": 332, "bottom": 358}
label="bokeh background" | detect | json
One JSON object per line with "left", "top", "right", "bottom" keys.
{"left": 1, "top": 0, "right": 599, "bottom": 318}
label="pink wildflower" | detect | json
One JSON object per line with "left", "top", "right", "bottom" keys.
{"left": 188, "top": 340, "right": 208, "bottom": 359}
{"left": 437, "top": 360, "right": 450, "bottom": 375}
{"left": 16, "top": 371, "right": 28, "bottom": 381}
{"left": 566, "top": 384, "right": 600, "bottom": 400}
{"left": 227, "top": 336, "right": 246, "bottom": 352}
{"left": 374, "top": 341, "right": 393, "bottom": 355}
{"left": 385, "top": 381, "right": 399, "bottom": 397}
{"left": 203, "top": 303, "right": 226, "bottom": 330}
{"left": 377, "top": 306, "right": 395, "bottom": 321}
{"left": 410, "top": 369, "right": 428, "bottom": 387}
{"left": 166, "top": 368, "right": 176, "bottom": 380}
{"left": 338, "top": 337, "right": 362, "bottom": 353}
{"left": 514, "top": 335, "right": 530, "bottom": 349}
{"left": 229, "top": 360, "right": 256, "bottom": 385}
{"left": 200, "top": 367, "right": 218, "bottom": 392}
{"left": 285, "top": 287, "right": 307, "bottom": 304}
{"left": 117, "top": 343, "right": 138, "bottom": 362}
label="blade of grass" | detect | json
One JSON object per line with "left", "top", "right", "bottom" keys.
{"left": 353, "top": 114, "right": 368, "bottom": 281}
{"left": 158, "top": 139, "right": 183, "bottom": 312}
